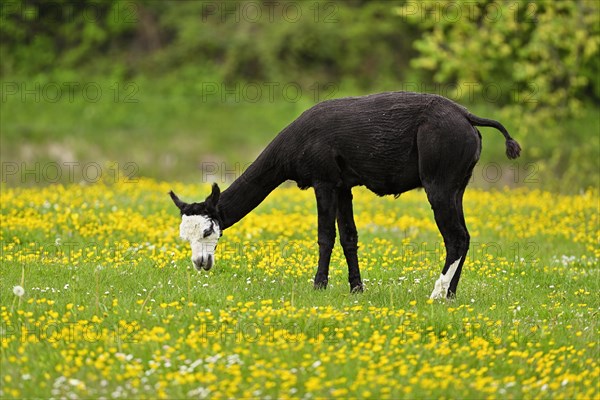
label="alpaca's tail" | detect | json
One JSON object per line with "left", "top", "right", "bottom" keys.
{"left": 466, "top": 113, "right": 521, "bottom": 159}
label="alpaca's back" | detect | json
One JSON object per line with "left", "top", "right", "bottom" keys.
{"left": 268, "top": 91, "right": 471, "bottom": 195}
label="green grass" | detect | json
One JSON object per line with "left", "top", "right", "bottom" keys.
{"left": 0, "top": 181, "right": 598, "bottom": 398}
{"left": 1, "top": 75, "right": 598, "bottom": 190}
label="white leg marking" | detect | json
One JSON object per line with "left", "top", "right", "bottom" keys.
{"left": 430, "top": 257, "right": 462, "bottom": 299}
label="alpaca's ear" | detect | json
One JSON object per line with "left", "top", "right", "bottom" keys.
{"left": 169, "top": 191, "right": 187, "bottom": 211}
{"left": 205, "top": 183, "right": 220, "bottom": 210}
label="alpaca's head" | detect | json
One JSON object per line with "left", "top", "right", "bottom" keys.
{"left": 169, "top": 183, "right": 222, "bottom": 271}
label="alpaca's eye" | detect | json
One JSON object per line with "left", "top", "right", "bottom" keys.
{"left": 203, "top": 225, "right": 214, "bottom": 238}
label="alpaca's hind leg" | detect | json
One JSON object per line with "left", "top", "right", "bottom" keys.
{"left": 447, "top": 187, "right": 469, "bottom": 296}
{"left": 337, "top": 187, "right": 363, "bottom": 293}
{"left": 425, "top": 187, "right": 470, "bottom": 299}
{"left": 313, "top": 183, "right": 338, "bottom": 289}
{"left": 417, "top": 121, "right": 479, "bottom": 299}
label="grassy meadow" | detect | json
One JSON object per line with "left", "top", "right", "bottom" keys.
{"left": 2, "top": 2, "right": 599, "bottom": 398}
{"left": 1, "top": 179, "right": 598, "bottom": 398}
{"left": 2, "top": 76, "right": 598, "bottom": 190}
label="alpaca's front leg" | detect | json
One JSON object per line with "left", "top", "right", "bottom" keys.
{"left": 337, "top": 187, "right": 363, "bottom": 293}
{"left": 313, "top": 183, "right": 338, "bottom": 289}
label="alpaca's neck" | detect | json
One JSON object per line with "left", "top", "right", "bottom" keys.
{"left": 218, "top": 146, "right": 286, "bottom": 229}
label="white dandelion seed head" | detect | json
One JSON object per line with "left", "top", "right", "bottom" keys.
{"left": 13, "top": 285, "right": 25, "bottom": 297}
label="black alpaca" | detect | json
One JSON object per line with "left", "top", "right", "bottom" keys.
{"left": 170, "top": 92, "right": 521, "bottom": 298}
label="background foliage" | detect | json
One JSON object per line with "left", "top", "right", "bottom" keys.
{"left": 1, "top": 0, "right": 598, "bottom": 190}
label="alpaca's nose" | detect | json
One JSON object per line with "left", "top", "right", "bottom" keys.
{"left": 193, "top": 254, "right": 213, "bottom": 271}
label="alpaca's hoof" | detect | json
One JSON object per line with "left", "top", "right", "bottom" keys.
{"left": 313, "top": 280, "right": 328, "bottom": 290}
{"left": 350, "top": 283, "right": 364, "bottom": 293}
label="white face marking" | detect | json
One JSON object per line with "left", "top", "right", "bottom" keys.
{"left": 430, "top": 257, "right": 462, "bottom": 300}
{"left": 179, "top": 214, "right": 221, "bottom": 271}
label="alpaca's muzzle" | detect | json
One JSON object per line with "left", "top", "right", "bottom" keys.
{"left": 193, "top": 254, "right": 214, "bottom": 271}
